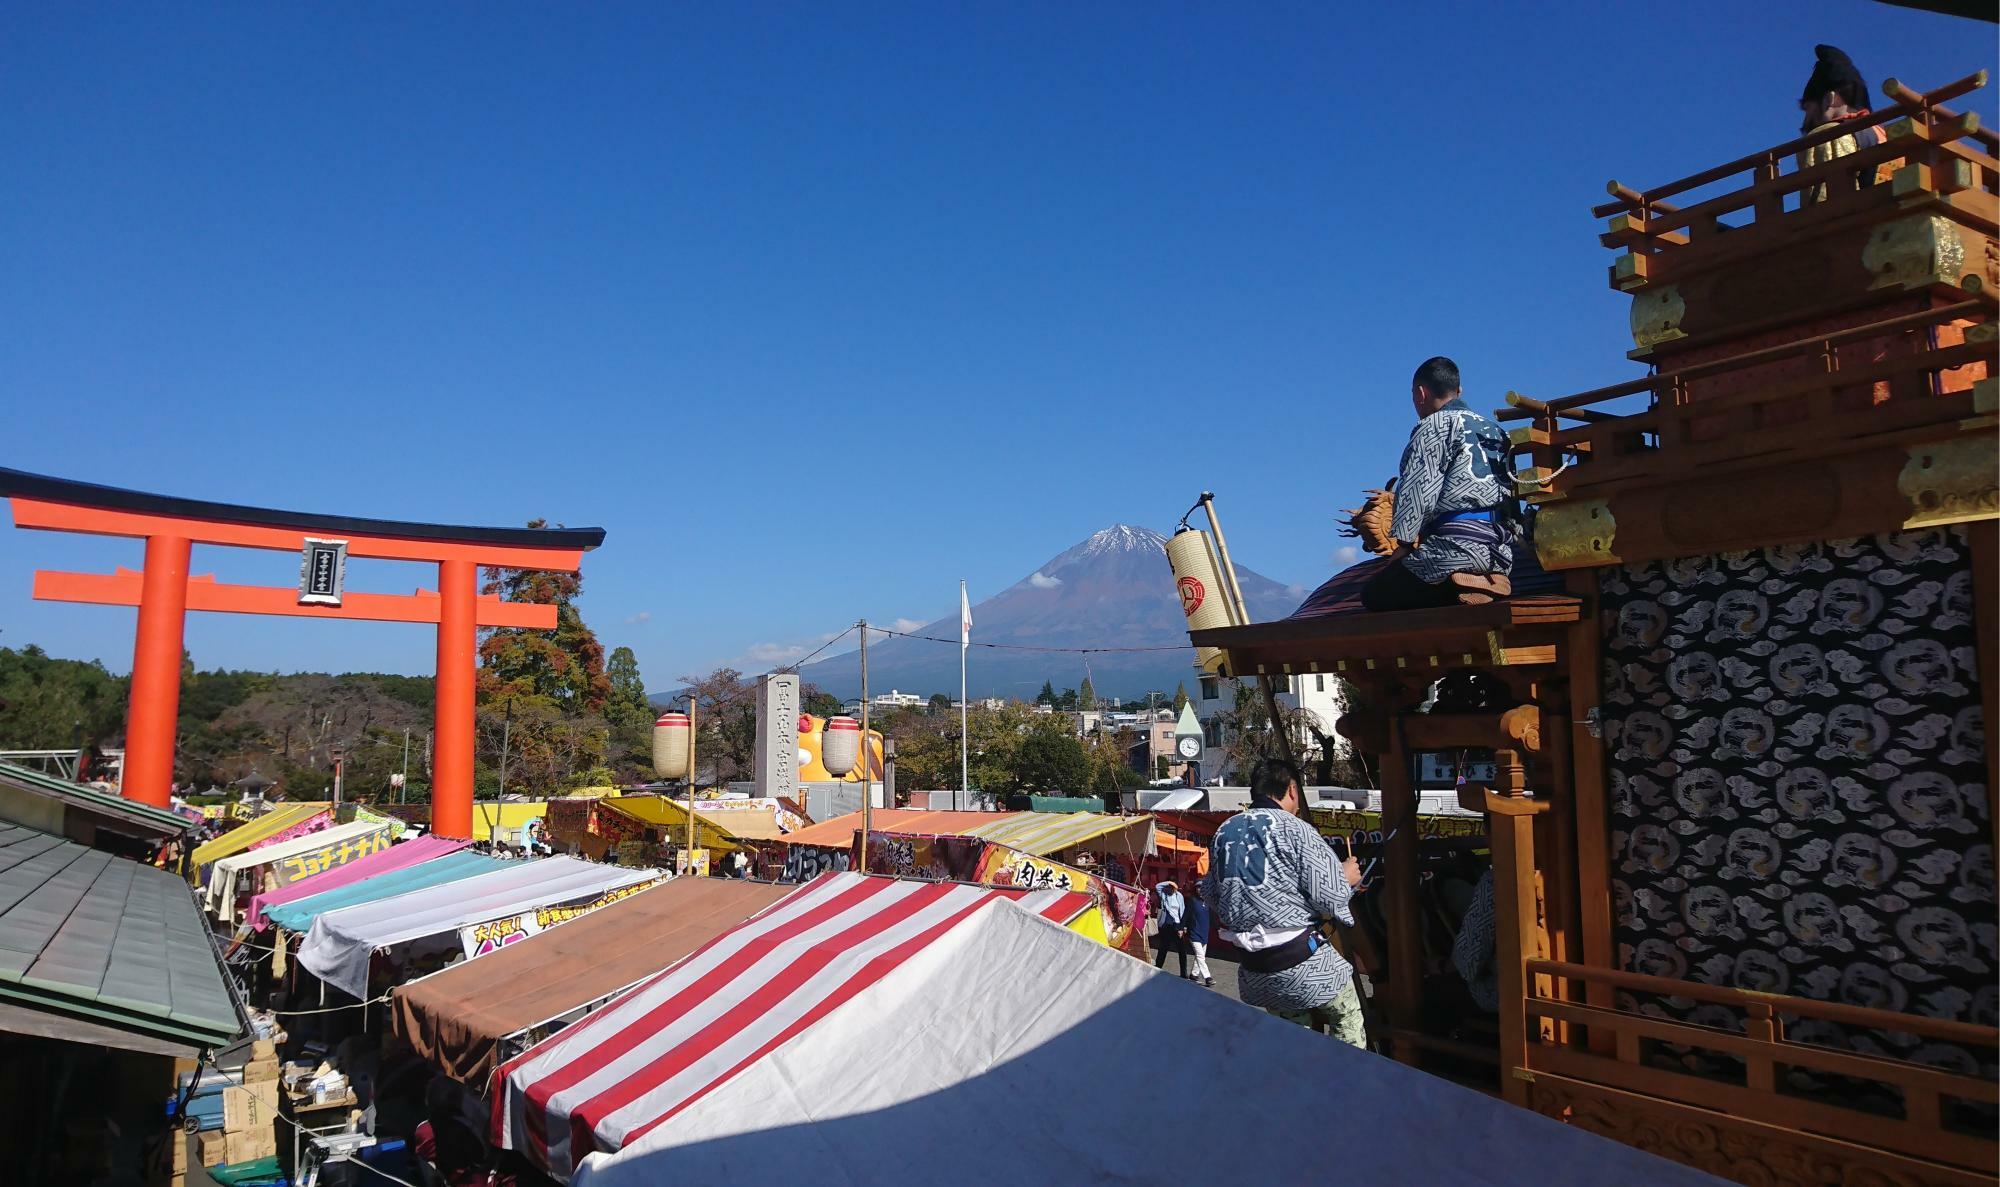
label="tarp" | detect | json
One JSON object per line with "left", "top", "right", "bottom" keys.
{"left": 469, "top": 801, "right": 554, "bottom": 846}
{"left": 299, "top": 857, "right": 660, "bottom": 999}
{"left": 955, "top": 811, "right": 1155, "bottom": 857}
{"left": 592, "top": 797, "right": 745, "bottom": 849}
{"left": 774, "top": 809, "right": 1154, "bottom": 858}
{"left": 246, "top": 835, "right": 468, "bottom": 931}
{"left": 188, "top": 802, "right": 331, "bottom": 873}
{"left": 770, "top": 809, "right": 1000, "bottom": 850}
{"left": 261, "top": 850, "right": 508, "bottom": 934}
{"left": 202, "top": 819, "right": 392, "bottom": 923}
{"left": 390, "top": 879, "right": 795, "bottom": 1087}
{"left": 1151, "top": 788, "right": 1204, "bottom": 811}
{"left": 561, "top": 900, "right": 1723, "bottom": 1187}
{"left": 493, "top": 873, "right": 1093, "bottom": 1178}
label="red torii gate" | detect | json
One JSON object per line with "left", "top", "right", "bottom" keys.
{"left": 0, "top": 468, "right": 603, "bottom": 839}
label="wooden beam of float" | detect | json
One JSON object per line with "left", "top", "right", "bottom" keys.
{"left": 0, "top": 468, "right": 604, "bottom": 839}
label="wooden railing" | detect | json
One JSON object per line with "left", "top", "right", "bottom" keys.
{"left": 1520, "top": 959, "right": 2000, "bottom": 1176}
{"left": 1497, "top": 297, "right": 1996, "bottom": 499}
{"left": 1594, "top": 72, "right": 1996, "bottom": 289}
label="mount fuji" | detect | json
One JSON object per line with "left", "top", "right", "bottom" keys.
{"left": 794, "top": 525, "right": 1302, "bottom": 701}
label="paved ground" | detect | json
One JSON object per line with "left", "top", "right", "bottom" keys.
{"left": 1147, "top": 931, "right": 1244, "bottom": 1002}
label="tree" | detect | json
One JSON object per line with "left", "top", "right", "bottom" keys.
{"left": 605, "top": 647, "right": 650, "bottom": 727}
{"left": 927, "top": 692, "right": 952, "bottom": 716}
{"left": 1013, "top": 720, "right": 1091, "bottom": 794}
{"left": 801, "top": 683, "right": 843, "bottom": 718}
{"left": 1173, "top": 682, "right": 1191, "bottom": 713}
{"left": 1053, "top": 687, "right": 1078, "bottom": 712}
{"left": 1077, "top": 676, "right": 1096, "bottom": 712}
{"left": 677, "top": 667, "right": 758, "bottom": 785}
{"left": 477, "top": 521, "right": 611, "bottom": 711}
{"left": 0, "top": 645, "right": 127, "bottom": 752}
{"left": 1035, "top": 680, "right": 1057, "bottom": 707}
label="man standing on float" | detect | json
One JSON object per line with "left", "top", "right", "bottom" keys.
{"left": 1355, "top": 356, "right": 1517, "bottom": 611}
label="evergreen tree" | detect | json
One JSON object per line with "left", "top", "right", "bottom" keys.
{"left": 605, "top": 647, "right": 650, "bottom": 727}
{"left": 1078, "top": 676, "right": 1097, "bottom": 711}
{"left": 1035, "top": 680, "right": 1057, "bottom": 706}
{"left": 927, "top": 692, "right": 952, "bottom": 715}
{"left": 1173, "top": 681, "right": 1191, "bottom": 712}
{"left": 801, "top": 683, "right": 844, "bottom": 718}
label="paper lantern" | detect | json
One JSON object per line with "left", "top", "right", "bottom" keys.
{"left": 820, "top": 716, "right": 862, "bottom": 778}
{"left": 652, "top": 711, "right": 690, "bottom": 780}
{"left": 1166, "top": 526, "right": 1241, "bottom": 675}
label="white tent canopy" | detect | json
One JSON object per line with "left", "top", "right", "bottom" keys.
{"left": 570, "top": 901, "right": 1722, "bottom": 1187}
{"left": 201, "top": 818, "right": 390, "bottom": 923}
{"left": 297, "top": 856, "right": 657, "bottom": 998}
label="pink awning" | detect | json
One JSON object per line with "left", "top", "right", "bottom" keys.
{"left": 246, "top": 834, "right": 468, "bottom": 931}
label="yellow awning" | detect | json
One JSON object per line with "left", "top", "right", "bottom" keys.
{"left": 957, "top": 812, "right": 1156, "bottom": 858}
{"left": 597, "top": 796, "right": 743, "bottom": 851}
{"left": 188, "top": 802, "right": 332, "bottom": 874}
{"left": 468, "top": 801, "right": 553, "bottom": 844}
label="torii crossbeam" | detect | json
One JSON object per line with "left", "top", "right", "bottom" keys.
{"left": 0, "top": 468, "right": 604, "bottom": 839}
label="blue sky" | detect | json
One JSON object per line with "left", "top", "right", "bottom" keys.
{"left": 2, "top": 3, "right": 1991, "bottom": 690}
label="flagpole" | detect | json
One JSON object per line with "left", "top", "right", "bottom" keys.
{"left": 959, "top": 580, "right": 969, "bottom": 812}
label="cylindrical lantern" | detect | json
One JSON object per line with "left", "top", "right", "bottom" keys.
{"left": 1166, "top": 526, "right": 1242, "bottom": 675}
{"left": 653, "top": 711, "right": 691, "bottom": 780}
{"left": 821, "top": 716, "right": 862, "bottom": 778}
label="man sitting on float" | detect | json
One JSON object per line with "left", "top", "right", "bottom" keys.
{"left": 1347, "top": 356, "right": 1518, "bottom": 611}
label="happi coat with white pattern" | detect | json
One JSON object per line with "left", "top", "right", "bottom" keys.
{"left": 1388, "top": 397, "right": 1516, "bottom": 584}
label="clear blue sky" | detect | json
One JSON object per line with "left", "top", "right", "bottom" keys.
{"left": 2, "top": 3, "right": 1991, "bottom": 690}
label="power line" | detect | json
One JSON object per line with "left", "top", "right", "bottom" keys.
{"left": 870, "top": 627, "right": 1192, "bottom": 654}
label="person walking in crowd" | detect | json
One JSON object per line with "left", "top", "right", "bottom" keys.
{"left": 1153, "top": 879, "right": 1191, "bottom": 978}
{"left": 1202, "top": 757, "right": 1367, "bottom": 1045}
{"left": 1187, "top": 888, "right": 1215, "bottom": 987}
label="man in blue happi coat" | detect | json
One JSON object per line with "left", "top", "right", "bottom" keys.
{"left": 1350, "top": 356, "right": 1518, "bottom": 611}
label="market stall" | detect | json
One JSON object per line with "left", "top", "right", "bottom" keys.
{"left": 297, "top": 857, "right": 661, "bottom": 998}
{"left": 554, "top": 896, "right": 1716, "bottom": 1187}
{"left": 259, "top": 850, "right": 508, "bottom": 935}
{"left": 187, "top": 802, "right": 332, "bottom": 878}
{"left": 492, "top": 872, "right": 1092, "bottom": 1179}
{"left": 244, "top": 834, "right": 467, "bottom": 932}
{"left": 201, "top": 818, "right": 395, "bottom": 924}
{"left": 389, "top": 878, "right": 794, "bottom": 1086}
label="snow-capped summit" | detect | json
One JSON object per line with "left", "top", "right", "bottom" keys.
{"left": 797, "top": 524, "right": 1298, "bottom": 698}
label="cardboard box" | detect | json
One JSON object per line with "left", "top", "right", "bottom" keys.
{"left": 225, "top": 1126, "right": 278, "bottom": 1166}
{"left": 197, "top": 1131, "right": 227, "bottom": 1168}
{"left": 240, "top": 1057, "right": 281, "bottom": 1084}
{"left": 223, "top": 1082, "right": 279, "bottom": 1132}
{"left": 171, "top": 1131, "right": 188, "bottom": 1171}
{"left": 250, "top": 1038, "right": 277, "bottom": 1061}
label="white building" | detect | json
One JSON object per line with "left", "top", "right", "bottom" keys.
{"left": 876, "top": 689, "right": 925, "bottom": 710}
{"left": 1191, "top": 672, "right": 1345, "bottom": 784}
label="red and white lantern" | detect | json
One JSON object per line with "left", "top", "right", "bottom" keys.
{"left": 820, "top": 715, "right": 862, "bottom": 778}
{"left": 652, "top": 711, "right": 691, "bottom": 780}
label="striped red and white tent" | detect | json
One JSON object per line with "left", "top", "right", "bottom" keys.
{"left": 492, "top": 871, "right": 1092, "bottom": 1178}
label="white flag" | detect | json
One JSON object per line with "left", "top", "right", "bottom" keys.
{"left": 960, "top": 582, "right": 972, "bottom": 649}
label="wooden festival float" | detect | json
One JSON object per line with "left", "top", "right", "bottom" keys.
{"left": 1189, "top": 72, "right": 1998, "bottom": 1186}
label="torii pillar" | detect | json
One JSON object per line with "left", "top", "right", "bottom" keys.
{"left": 0, "top": 468, "right": 603, "bottom": 838}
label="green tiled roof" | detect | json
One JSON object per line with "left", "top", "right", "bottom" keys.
{"left": 0, "top": 823, "right": 240, "bottom": 1049}
{"left": 0, "top": 759, "right": 192, "bottom": 836}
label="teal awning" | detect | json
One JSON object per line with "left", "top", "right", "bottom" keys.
{"left": 0, "top": 824, "right": 239, "bottom": 1053}
{"left": 262, "top": 850, "right": 508, "bottom": 933}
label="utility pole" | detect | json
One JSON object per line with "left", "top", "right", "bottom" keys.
{"left": 493, "top": 698, "right": 513, "bottom": 843}
{"left": 685, "top": 691, "right": 698, "bottom": 874}
{"left": 400, "top": 728, "right": 410, "bottom": 804}
{"left": 858, "top": 620, "right": 872, "bottom": 871}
